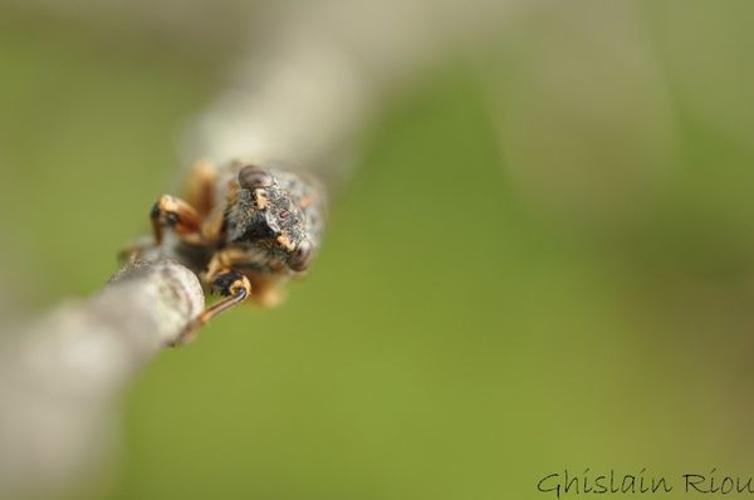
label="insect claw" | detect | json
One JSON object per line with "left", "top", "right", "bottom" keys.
{"left": 211, "top": 270, "right": 243, "bottom": 296}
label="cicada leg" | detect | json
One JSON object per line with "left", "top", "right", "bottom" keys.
{"left": 169, "top": 269, "right": 252, "bottom": 346}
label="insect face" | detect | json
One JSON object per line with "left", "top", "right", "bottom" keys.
{"left": 227, "top": 166, "right": 316, "bottom": 272}
{"left": 125, "top": 159, "right": 327, "bottom": 343}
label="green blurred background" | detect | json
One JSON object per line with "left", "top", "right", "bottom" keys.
{"left": 2, "top": 1, "right": 754, "bottom": 499}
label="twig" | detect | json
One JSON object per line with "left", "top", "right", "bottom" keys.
{"left": 0, "top": 256, "right": 203, "bottom": 499}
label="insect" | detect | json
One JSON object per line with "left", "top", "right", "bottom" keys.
{"left": 124, "top": 160, "right": 326, "bottom": 345}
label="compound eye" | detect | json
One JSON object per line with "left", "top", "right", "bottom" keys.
{"left": 288, "top": 239, "right": 313, "bottom": 272}
{"left": 238, "top": 165, "right": 273, "bottom": 189}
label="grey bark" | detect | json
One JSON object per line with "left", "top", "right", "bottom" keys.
{"left": 0, "top": 257, "right": 204, "bottom": 499}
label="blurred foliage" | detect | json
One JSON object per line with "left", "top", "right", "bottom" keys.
{"left": 2, "top": 3, "right": 754, "bottom": 500}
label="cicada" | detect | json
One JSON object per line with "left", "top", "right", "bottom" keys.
{"left": 125, "top": 160, "right": 325, "bottom": 344}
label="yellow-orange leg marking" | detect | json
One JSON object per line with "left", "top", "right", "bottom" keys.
{"left": 169, "top": 270, "right": 252, "bottom": 346}
{"left": 202, "top": 249, "right": 284, "bottom": 307}
{"left": 203, "top": 248, "right": 252, "bottom": 282}
{"left": 150, "top": 195, "right": 203, "bottom": 246}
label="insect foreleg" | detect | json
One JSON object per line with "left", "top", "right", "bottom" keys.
{"left": 169, "top": 269, "right": 252, "bottom": 346}
{"left": 150, "top": 195, "right": 203, "bottom": 246}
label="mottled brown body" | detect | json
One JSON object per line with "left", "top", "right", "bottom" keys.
{"left": 126, "top": 160, "right": 326, "bottom": 345}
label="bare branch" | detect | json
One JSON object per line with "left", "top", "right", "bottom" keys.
{"left": 0, "top": 256, "right": 204, "bottom": 498}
